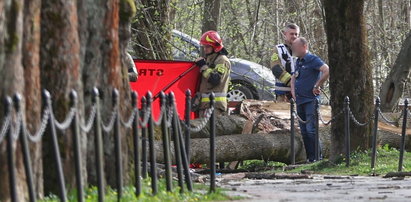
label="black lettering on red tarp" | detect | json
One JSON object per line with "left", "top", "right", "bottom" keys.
{"left": 138, "top": 69, "right": 164, "bottom": 76}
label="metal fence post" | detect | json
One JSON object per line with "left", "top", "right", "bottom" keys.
{"left": 92, "top": 88, "right": 104, "bottom": 202}
{"left": 398, "top": 99, "right": 408, "bottom": 172}
{"left": 13, "top": 94, "right": 36, "bottom": 202}
{"left": 69, "top": 91, "right": 84, "bottom": 202}
{"left": 43, "top": 90, "right": 67, "bottom": 202}
{"left": 131, "top": 92, "right": 142, "bottom": 197}
{"left": 209, "top": 93, "right": 216, "bottom": 193}
{"left": 371, "top": 97, "right": 380, "bottom": 172}
{"left": 160, "top": 92, "right": 173, "bottom": 192}
{"left": 112, "top": 89, "right": 123, "bottom": 201}
{"left": 5, "top": 96, "right": 18, "bottom": 202}
{"left": 170, "top": 92, "right": 184, "bottom": 193}
{"left": 315, "top": 98, "right": 320, "bottom": 161}
{"left": 141, "top": 96, "right": 148, "bottom": 179}
{"left": 185, "top": 90, "right": 191, "bottom": 163}
{"left": 290, "top": 98, "right": 295, "bottom": 165}
{"left": 344, "top": 96, "right": 351, "bottom": 167}
{"left": 176, "top": 116, "right": 193, "bottom": 192}
{"left": 146, "top": 92, "right": 158, "bottom": 195}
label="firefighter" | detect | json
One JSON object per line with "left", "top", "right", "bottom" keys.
{"left": 270, "top": 23, "right": 300, "bottom": 102}
{"left": 195, "top": 31, "right": 231, "bottom": 117}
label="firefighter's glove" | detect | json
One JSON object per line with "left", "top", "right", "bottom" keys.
{"left": 195, "top": 59, "right": 206, "bottom": 68}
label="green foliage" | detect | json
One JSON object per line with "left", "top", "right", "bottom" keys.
{"left": 120, "top": 0, "right": 137, "bottom": 23}
{"left": 239, "top": 160, "right": 287, "bottom": 170}
{"left": 40, "top": 179, "right": 233, "bottom": 202}
{"left": 288, "top": 147, "right": 411, "bottom": 176}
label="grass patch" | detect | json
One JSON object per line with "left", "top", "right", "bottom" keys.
{"left": 288, "top": 145, "right": 411, "bottom": 176}
{"left": 238, "top": 160, "right": 286, "bottom": 171}
{"left": 40, "top": 178, "right": 235, "bottom": 202}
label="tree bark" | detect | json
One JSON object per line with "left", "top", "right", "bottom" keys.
{"left": 379, "top": 32, "right": 411, "bottom": 111}
{"left": 324, "top": 0, "right": 374, "bottom": 161}
{"left": 77, "top": 0, "right": 106, "bottom": 186}
{"left": 0, "top": 0, "right": 25, "bottom": 201}
{"left": 40, "top": 0, "right": 86, "bottom": 195}
{"left": 22, "top": 0, "right": 43, "bottom": 198}
{"left": 77, "top": 0, "right": 134, "bottom": 187}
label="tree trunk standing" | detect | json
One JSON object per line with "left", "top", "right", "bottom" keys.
{"left": 40, "top": 0, "right": 86, "bottom": 195}
{"left": 379, "top": 32, "right": 411, "bottom": 111}
{"left": 201, "top": 0, "right": 220, "bottom": 56}
{"left": 324, "top": 0, "right": 374, "bottom": 161}
{"left": 97, "top": 0, "right": 132, "bottom": 187}
{"left": 77, "top": 0, "right": 134, "bottom": 187}
{"left": 0, "top": 0, "right": 26, "bottom": 201}
{"left": 77, "top": 0, "right": 105, "bottom": 186}
{"left": 118, "top": 0, "right": 136, "bottom": 185}
{"left": 132, "top": 0, "right": 172, "bottom": 60}
{"left": 201, "top": 0, "right": 220, "bottom": 33}
{"left": 22, "top": 0, "right": 43, "bottom": 198}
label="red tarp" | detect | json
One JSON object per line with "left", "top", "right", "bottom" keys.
{"left": 129, "top": 59, "right": 199, "bottom": 120}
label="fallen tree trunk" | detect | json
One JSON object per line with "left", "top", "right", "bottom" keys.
{"left": 156, "top": 130, "right": 306, "bottom": 164}
{"left": 189, "top": 115, "right": 247, "bottom": 138}
{"left": 157, "top": 101, "right": 411, "bottom": 164}
{"left": 154, "top": 126, "right": 410, "bottom": 164}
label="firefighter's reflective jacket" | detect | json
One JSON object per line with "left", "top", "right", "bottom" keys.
{"left": 198, "top": 52, "right": 231, "bottom": 112}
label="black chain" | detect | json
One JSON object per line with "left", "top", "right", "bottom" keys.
{"left": 120, "top": 108, "right": 137, "bottom": 129}
{"left": 318, "top": 109, "right": 344, "bottom": 126}
{"left": 80, "top": 106, "right": 97, "bottom": 133}
{"left": 293, "top": 111, "right": 314, "bottom": 124}
{"left": 348, "top": 107, "right": 372, "bottom": 126}
{"left": 53, "top": 107, "right": 76, "bottom": 131}
{"left": 101, "top": 110, "right": 117, "bottom": 133}
{"left": 0, "top": 115, "right": 11, "bottom": 143}
{"left": 378, "top": 108, "right": 401, "bottom": 125}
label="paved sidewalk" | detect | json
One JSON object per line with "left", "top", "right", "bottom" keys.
{"left": 219, "top": 174, "right": 411, "bottom": 201}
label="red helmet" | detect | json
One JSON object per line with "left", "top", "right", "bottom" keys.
{"left": 200, "top": 31, "right": 224, "bottom": 52}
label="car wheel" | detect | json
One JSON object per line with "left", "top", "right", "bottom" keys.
{"left": 227, "top": 84, "right": 254, "bottom": 101}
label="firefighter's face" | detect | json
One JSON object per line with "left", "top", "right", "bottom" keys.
{"left": 203, "top": 45, "right": 214, "bottom": 54}
{"left": 284, "top": 28, "right": 299, "bottom": 45}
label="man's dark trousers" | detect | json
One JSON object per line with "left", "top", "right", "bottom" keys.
{"left": 297, "top": 99, "right": 317, "bottom": 162}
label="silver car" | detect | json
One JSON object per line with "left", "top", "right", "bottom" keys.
{"left": 171, "top": 30, "right": 276, "bottom": 101}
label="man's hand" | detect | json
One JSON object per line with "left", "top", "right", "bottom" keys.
{"left": 313, "top": 86, "right": 321, "bottom": 96}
